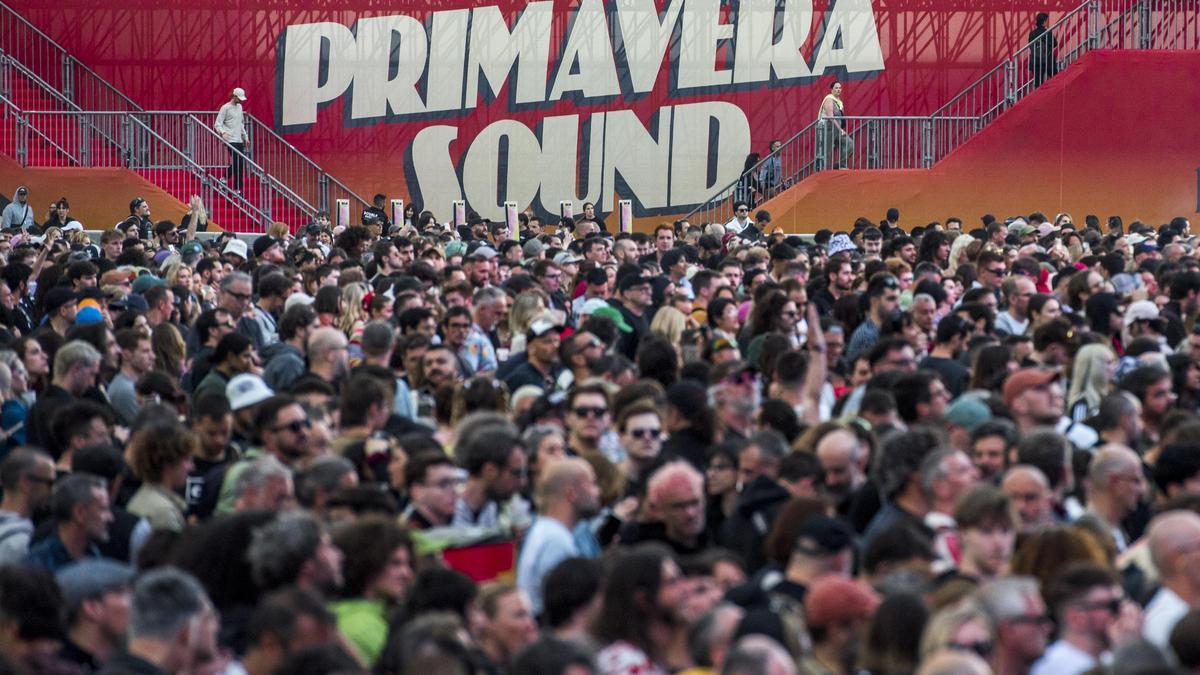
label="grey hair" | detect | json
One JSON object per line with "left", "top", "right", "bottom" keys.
{"left": 872, "top": 427, "right": 944, "bottom": 500}
{"left": 53, "top": 340, "right": 101, "bottom": 380}
{"left": 521, "top": 423, "right": 563, "bottom": 457}
{"left": 294, "top": 455, "right": 355, "bottom": 508}
{"left": 51, "top": 472, "right": 106, "bottom": 524}
{"left": 221, "top": 271, "right": 252, "bottom": 291}
{"left": 128, "top": 567, "right": 212, "bottom": 641}
{"left": 912, "top": 293, "right": 936, "bottom": 307}
{"left": 232, "top": 455, "right": 293, "bottom": 505}
{"left": 247, "top": 511, "right": 323, "bottom": 591}
{"left": 975, "top": 576, "right": 1040, "bottom": 622}
{"left": 919, "top": 448, "right": 958, "bottom": 499}
{"left": 472, "top": 286, "right": 506, "bottom": 307}
{"left": 746, "top": 430, "right": 788, "bottom": 466}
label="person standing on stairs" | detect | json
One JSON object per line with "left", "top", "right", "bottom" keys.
{"left": 215, "top": 87, "right": 248, "bottom": 193}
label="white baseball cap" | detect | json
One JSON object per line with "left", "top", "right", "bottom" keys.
{"left": 223, "top": 238, "right": 249, "bottom": 259}
{"left": 232, "top": 87, "right": 247, "bottom": 101}
{"left": 226, "top": 373, "right": 274, "bottom": 411}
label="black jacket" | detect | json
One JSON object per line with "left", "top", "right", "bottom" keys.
{"left": 717, "top": 475, "right": 791, "bottom": 573}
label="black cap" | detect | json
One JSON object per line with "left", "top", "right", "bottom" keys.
{"left": 666, "top": 380, "right": 707, "bottom": 413}
{"left": 306, "top": 223, "right": 321, "bottom": 235}
{"left": 793, "top": 515, "right": 854, "bottom": 555}
{"left": 769, "top": 243, "right": 797, "bottom": 261}
{"left": 44, "top": 286, "right": 79, "bottom": 314}
{"left": 252, "top": 235, "right": 280, "bottom": 258}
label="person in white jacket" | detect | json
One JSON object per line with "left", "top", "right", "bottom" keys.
{"left": 215, "top": 87, "right": 248, "bottom": 192}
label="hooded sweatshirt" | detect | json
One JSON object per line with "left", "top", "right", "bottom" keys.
{"left": 1, "top": 188, "right": 35, "bottom": 229}
{"left": 261, "top": 341, "right": 305, "bottom": 392}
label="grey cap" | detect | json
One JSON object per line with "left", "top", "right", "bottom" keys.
{"left": 523, "top": 238, "right": 545, "bottom": 259}
{"left": 56, "top": 559, "right": 135, "bottom": 612}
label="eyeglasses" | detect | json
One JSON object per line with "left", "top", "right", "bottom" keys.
{"left": 1076, "top": 598, "right": 1122, "bottom": 615}
{"left": 736, "top": 208, "right": 749, "bottom": 213}
{"left": 447, "top": 322, "right": 471, "bottom": 330}
{"left": 272, "top": 419, "right": 311, "bottom": 434}
{"left": 987, "top": 267, "right": 1006, "bottom": 275}
{"left": 950, "top": 641, "right": 994, "bottom": 659}
{"left": 629, "top": 427, "right": 661, "bottom": 440}
{"left": 572, "top": 405, "right": 608, "bottom": 418}
{"left": 224, "top": 289, "right": 251, "bottom": 302}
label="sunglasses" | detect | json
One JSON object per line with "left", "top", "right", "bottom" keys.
{"left": 572, "top": 406, "right": 608, "bottom": 418}
{"left": 629, "top": 427, "right": 661, "bottom": 440}
{"left": 950, "top": 641, "right": 994, "bottom": 659}
{"left": 273, "top": 419, "right": 311, "bottom": 434}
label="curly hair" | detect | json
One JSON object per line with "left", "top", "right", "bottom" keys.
{"left": 331, "top": 515, "right": 412, "bottom": 599}
{"left": 130, "top": 422, "right": 199, "bottom": 484}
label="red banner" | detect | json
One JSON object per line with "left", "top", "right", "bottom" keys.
{"left": 7, "top": 0, "right": 1080, "bottom": 223}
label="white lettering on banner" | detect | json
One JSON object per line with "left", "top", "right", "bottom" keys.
{"left": 276, "top": 0, "right": 884, "bottom": 217}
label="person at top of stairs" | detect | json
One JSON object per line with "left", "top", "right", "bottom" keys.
{"left": 215, "top": 87, "right": 248, "bottom": 193}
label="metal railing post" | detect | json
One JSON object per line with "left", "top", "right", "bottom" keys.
{"left": 0, "top": 55, "right": 8, "bottom": 100}
{"left": 61, "top": 54, "right": 73, "bottom": 103}
{"left": 1088, "top": 0, "right": 1102, "bottom": 48}
{"left": 318, "top": 174, "right": 330, "bottom": 215}
{"left": 1138, "top": 0, "right": 1152, "bottom": 48}
{"left": 123, "top": 115, "right": 135, "bottom": 168}
{"left": 185, "top": 116, "right": 195, "bottom": 163}
{"left": 867, "top": 120, "right": 880, "bottom": 169}
{"left": 1003, "top": 61, "right": 1017, "bottom": 109}
{"left": 921, "top": 119, "right": 934, "bottom": 168}
{"left": 14, "top": 116, "right": 26, "bottom": 166}
{"left": 79, "top": 114, "right": 90, "bottom": 167}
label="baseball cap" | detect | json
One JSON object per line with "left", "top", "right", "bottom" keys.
{"left": 474, "top": 246, "right": 499, "bottom": 260}
{"left": 226, "top": 373, "right": 274, "bottom": 411}
{"left": 804, "top": 576, "right": 881, "bottom": 629}
{"left": 793, "top": 515, "right": 855, "bottom": 555}
{"left": 523, "top": 238, "right": 545, "bottom": 260}
{"left": 1124, "top": 299, "right": 1165, "bottom": 329}
{"left": 1002, "top": 368, "right": 1061, "bottom": 409}
{"left": 43, "top": 287, "right": 79, "bottom": 315}
{"left": 181, "top": 240, "right": 203, "bottom": 257}
{"left": 526, "top": 315, "right": 562, "bottom": 342}
{"left": 55, "top": 560, "right": 135, "bottom": 614}
{"left": 131, "top": 274, "right": 166, "bottom": 295}
{"left": 252, "top": 235, "right": 280, "bottom": 258}
{"left": 445, "top": 241, "right": 467, "bottom": 258}
{"left": 944, "top": 395, "right": 993, "bottom": 431}
{"left": 590, "top": 305, "right": 632, "bottom": 333}
{"left": 233, "top": 87, "right": 247, "bottom": 101}
{"left": 15, "top": 186, "right": 27, "bottom": 196}
{"left": 306, "top": 223, "right": 321, "bottom": 236}
{"left": 553, "top": 251, "right": 582, "bottom": 266}
{"left": 223, "top": 238, "right": 249, "bottom": 259}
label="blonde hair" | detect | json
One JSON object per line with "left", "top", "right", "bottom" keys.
{"left": 1066, "top": 343, "right": 1115, "bottom": 419}
{"left": 920, "top": 601, "right": 994, "bottom": 661}
{"left": 267, "top": 221, "right": 289, "bottom": 240}
{"left": 649, "top": 306, "right": 688, "bottom": 344}
{"left": 508, "top": 290, "right": 547, "bottom": 338}
{"left": 337, "top": 283, "right": 370, "bottom": 336}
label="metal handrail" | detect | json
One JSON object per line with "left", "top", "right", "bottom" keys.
{"left": 0, "top": 1, "right": 140, "bottom": 112}
{"left": 182, "top": 113, "right": 317, "bottom": 215}
{"left": 685, "top": 0, "right": 1198, "bottom": 226}
{"left": 125, "top": 116, "right": 266, "bottom": 226}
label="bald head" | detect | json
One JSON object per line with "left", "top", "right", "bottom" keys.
{"left": 1087, "top": 444, "right": 1141, "bottom": 487}
{"left": 536, "top": 457, "right": 593, "bottom": 504}
{"left": 307, "top": 326, "right": 348, "bottom": 361}
{"left": 1148, "top": 510, "right": 1200, "bottom": 578}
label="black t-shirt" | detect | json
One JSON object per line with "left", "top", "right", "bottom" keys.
{"left": 919, "top": 355, "right": 971, "bottom": 398}
{"left": 186, "top": 449, "right": 238, "bottom": 510}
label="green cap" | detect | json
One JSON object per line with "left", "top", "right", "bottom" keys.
{"left": 591, "top": 305, "right": 633, "bottom": 334}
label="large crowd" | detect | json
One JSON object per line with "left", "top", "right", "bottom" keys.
{"left": 0, "top": 185, "right": 1199, "bottom": 675}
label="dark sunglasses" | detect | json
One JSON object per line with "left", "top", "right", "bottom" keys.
{"left": 572, "top": 406, "right": 608, "bottom": 418}
{"left": 273, "top": 419, "right": 312, "bottom": 434}
{"left": 950, "top": 641, "right": 994, "bottom": 659}
{"left": 629, "top": 428, "right": 661, "bottom": 440}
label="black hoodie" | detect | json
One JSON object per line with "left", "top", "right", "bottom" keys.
{"left": 717, "top": 475, "right": 791, "bottom": 573}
